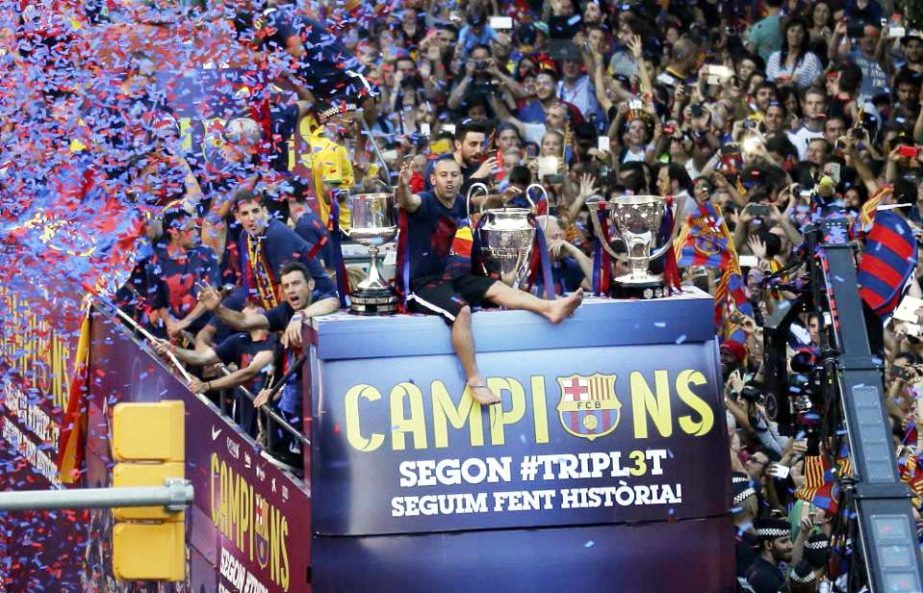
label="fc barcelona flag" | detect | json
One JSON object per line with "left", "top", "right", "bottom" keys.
{"left": 795, "top": 455, "right": 840, "bottom": 514}
{"left": 56, "top": 306, "right": 91, "bottom": 485}
{"left": 675, "top": 202, "right": 731, "bottom": 269}
{"left": 857, "top": 210, "right": 917, "bottom": 318}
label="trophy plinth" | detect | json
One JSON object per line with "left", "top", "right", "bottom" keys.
{"left": 350, "top": 245, "right": 398, "bottom": 315}
{"left": 345, "top": 192, "right": 399, "bottom": 315}
{"left": 610, "top": 276, "right": 665, "bottom": 300}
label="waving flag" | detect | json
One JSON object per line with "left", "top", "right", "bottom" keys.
{"left": 674, "top": 202, "right": 753, "bottom": 326}
{"left": 857, "top": 209, "right": 917, "bottom": 318}
{"left": 851, "top": 185, "right": 892, "bottom": 238}
{"left": 56, "top": 306, "right": 91, "bottom": 485}
{"left": 795, "top": 455, "right": 840, "bottom": 514}
{"left": 675, "top": 202, "right": 731, "bottom": 269}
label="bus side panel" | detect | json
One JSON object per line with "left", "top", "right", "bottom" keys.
{"left": 312, "top": 517, "right": 735, "bottom": 593}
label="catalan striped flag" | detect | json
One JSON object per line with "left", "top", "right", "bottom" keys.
{"left": 851, "top": 185, "right": 893, "bottom": 237}
{"left": 795, "top": 455, "right": 840, "bottom": 514}
{"left": 857, "top": 209, "right": 917, "bottom": 318}
{"left": 56, "top": 306, "right": 92, "bottom": 485}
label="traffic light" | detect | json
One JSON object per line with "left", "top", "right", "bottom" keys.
{"left": 111, "top": 400, "right": 186, "bottom": 581}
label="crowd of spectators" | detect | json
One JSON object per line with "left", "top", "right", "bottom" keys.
{"left": 5, "top": 0, "right": 923, "bottom": 590}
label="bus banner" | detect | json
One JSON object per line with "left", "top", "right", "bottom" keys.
{"left": 310, "top": 296, "right": 731, "bottom": 537}
{"left": 83, "top": 312, "right": 312, "bottom": 593}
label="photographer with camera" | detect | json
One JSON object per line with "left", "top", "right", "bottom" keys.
{"left": 447, "top": 45, "right": 514, "bottom": 113}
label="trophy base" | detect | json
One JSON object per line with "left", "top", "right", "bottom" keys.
{"left": 611, "top": 277, "right": 665, "bottom": 300}
{"left": 350, "top": 287, "right": 399, "bottom": 316}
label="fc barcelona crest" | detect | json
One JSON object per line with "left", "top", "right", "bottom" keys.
{"left": 556, "top": 373, "right": 621, "bottom": 441}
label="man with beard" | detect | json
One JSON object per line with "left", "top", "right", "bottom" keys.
{"left": 304, "top": 99, "right": 359, "bottom": 231}
{"left": 746, "top": 517, "right": 794, "bottom": 593}
{"left": 517, "top": 66, "right": 583, "bottom": 130}
{"left": 397, "top": 156, "right": 584, "bottom": 406}
{"left": 451, "top": 121, "right": 496, "bottom": 194}
{"left": 199, "top": 261, "right": 338, "bottom": 471}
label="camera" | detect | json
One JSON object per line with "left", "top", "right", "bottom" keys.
{"left": 475, "top": 60, "right": 488, "bottom": 71}
{"left": 792, "top": 184, "right": 813, "bottom": 199}
{"left": 740, "top": 384, "right": 765, "bottom": 404}
{"left": 846, "top": 21, "right": 865, "bottom": 39}
{"left": 748, "top": 204, "right": 770, "bottom": 218}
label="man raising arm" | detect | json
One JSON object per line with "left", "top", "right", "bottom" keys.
{"left": 198, "top": 263, "right": 339, "bottom": 348}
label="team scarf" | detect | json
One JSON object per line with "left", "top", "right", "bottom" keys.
{"left": 327, "top": 193, "right": 350, "bottom": 309}
{"left": 395, "top": 208, "right": 411, "bottom": 313}
{"left": 241, "top": 232, "right": 280, "bottom": 310}
{"left": 591, "top": 202, "right": 612, "bottom": 296}
{"left": 445, "top": 219, "right": 476, "bottom": 280}
{"left": 660, "top": 195, "right": 682, "bottom": 294}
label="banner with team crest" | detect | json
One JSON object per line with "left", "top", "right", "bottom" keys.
{"left": 310, "top": 295, "right": 729, "bottom": 536}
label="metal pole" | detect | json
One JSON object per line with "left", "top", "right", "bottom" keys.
{"left": 0, "top": 481, "right": 193, "bottom": 512}
{"left": 218, "top": 366, "right": 310, "bottom": 446}
{"left": 111, "top": 306, "right": 193, "bottom": 382}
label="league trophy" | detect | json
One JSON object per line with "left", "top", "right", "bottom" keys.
{"left": 471, "top": 183, "right": 547, "bottom": 289}
{"left": 344, "top": 190, "right": 399, "bottom": 315}
{"left": 589, "top": 194, "right": 676, "bottom": 299}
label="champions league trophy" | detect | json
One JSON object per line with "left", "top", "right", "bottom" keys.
{"left": 471, "top": 183, "right": 548, "bottom": 289}
{"left": 589, "top": 194, "right": 675, "bottom": 299}
{"left": 344, "top": 190, "right": 399, "bottom": 315}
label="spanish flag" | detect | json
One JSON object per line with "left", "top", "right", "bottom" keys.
{"left": 56, "top": 307, "right": 91, "bottom": 485}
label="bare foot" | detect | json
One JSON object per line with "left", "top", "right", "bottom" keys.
{"left": 468, "top": 381, "right": 501, "bottom": 406}
{"left": 546, "top": 288, "right": 584, "bottom": 324}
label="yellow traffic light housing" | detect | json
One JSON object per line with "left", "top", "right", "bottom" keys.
{"left": 112, "top": 522, "right": 185, "bottom": 581}
{"left": 111, "top": 400, "right": 186, "bottom": 581}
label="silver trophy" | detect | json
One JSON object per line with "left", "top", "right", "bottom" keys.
{"left": 344, "top": 191, "right": 399, "bottom": 314}
{"left": 470, "top": 183, "right": 547, "bottom": 289}
{"left": 589, "top": 194, "right": 676, "bottom": 299}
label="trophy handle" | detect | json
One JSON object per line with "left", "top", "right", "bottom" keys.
{"left": 366, "top": 177, "right": 392, "bottom": 193}
{"left": 467, "top": 183, "right": 491, "bottom": 217}
{"left": 587, "top": 200, "right": 623, "bottom": 259}
{"left": 649, "top": 197, "right": 683, "bottom": 262}
{"left": 524, "top": 183, "right": 548, "bottom": 231}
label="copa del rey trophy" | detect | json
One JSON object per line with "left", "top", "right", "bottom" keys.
{"left": 470, "top": 183, "right": 548, "bottom": 289}
{"left": 344, "top": 191, "right": 399, "bottom": 315}
{"left": 589, "top": 194, "right": 676, "bottom": 299}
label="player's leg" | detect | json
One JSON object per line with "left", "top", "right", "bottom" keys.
{"left": 482, "top": 279, "right": 584, "bottom": 323}
{"left": 409, "top": 279, "right": 500, "bottom": 405}
{"left": 450, "top": 305, "right": 500, "bottom": 406}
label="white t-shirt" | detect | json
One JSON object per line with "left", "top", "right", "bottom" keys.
{"left": 787, "top": 125, "right": 824, "bottom": 160}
